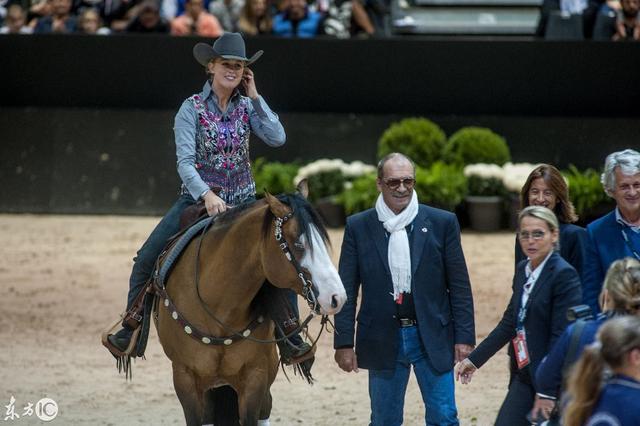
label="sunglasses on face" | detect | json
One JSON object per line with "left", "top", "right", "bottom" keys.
{"left": 383, "top": 177, "right": 415, "bottom": 190}
{"left": 518, "top": 230, "right": 546, "bottom": 241}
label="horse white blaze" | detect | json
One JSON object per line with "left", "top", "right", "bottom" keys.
{"left": 299, "top": 224, "right": 347, "bottom": 315}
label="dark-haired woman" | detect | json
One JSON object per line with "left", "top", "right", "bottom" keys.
{"left": 515, "top": 164, "right": 588, "bottom": 280}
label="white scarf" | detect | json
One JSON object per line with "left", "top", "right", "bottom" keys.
{"left": 375, "top": 191, "right": 419, "bottom": 301}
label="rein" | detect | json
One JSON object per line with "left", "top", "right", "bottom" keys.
{"left": 154, "top": 208, "right": 329, "bottom": 348}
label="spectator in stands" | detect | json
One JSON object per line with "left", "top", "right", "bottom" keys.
{"left": 515, "top": 164, "right": 588, "bottom": 280}
{"left": 533, "top": 257, "right": 640, "bottom": 423}
{"left": 273, "top": 0, "right": 321, "bottom": 37}
{"left": 29, "top": 0, "right": 53, "bottom": 26}
{"left": 77, "top": 7, "right": 111, "bottom": 33}
{"left": 583, "top": 149, "right": 640, "bottom": 314}
{"left": 208, "top": 0, "right": 242, "bottom": 30}
{"left": 34, "top": 0, "right": 78, "bottom": 33}
{"left": 162, "top": 0, "right": 210, "bottom": 20}
{"left": 126, "top": 0, "right": 170, "bottom": 32}
{"left": 237, "top": 0, "right": 271, "bottom": 35}
{"left": 563, "top": 315, "right": 640, "bottom": 426}
{"left": 456, "top": 206, "right": 582, "bottom": 426}
{"left": 613, "top": 0, "right": 640, "bottom": 39}
{"left": 536, "top": 0, "right": 604, "bottom": 38}
{"left": 319, "top": 0, "right": 374, "bottom": 38}
{"left": 171, "top": 0, "right": 223, "bottom": 36}
{"left": 0, "top": 4, "right": 33, "bottom": 33}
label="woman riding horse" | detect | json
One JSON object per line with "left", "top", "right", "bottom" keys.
{"left": 105, "top": 32, "right": 311, "bottom": 365}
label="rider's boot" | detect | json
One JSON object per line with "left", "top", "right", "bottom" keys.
{"left": 107, "top": 324, "right": 135, "bottom": 353}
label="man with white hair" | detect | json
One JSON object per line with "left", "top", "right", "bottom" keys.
{"left": 583, "top": 149, "right": 640, "bottom": 314}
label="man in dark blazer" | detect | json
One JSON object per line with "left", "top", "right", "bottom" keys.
{"left": 583, "top": 149, "right": 640, "bottom": 314}
{"left": 333, "top": 153, "right": 475, "bottom": 426}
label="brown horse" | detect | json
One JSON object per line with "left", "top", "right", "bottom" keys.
{"left": 155, "top": 189, "right": 346, "bottom": 425}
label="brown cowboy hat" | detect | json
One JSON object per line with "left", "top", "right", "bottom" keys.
{"left": 193, "top": 32, "right": 263, "bottom": 67}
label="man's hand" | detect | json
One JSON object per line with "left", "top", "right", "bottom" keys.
{"left": 454, "top": 358, "right": 476, "bottom": 385}
{"left": 203, "top": 191, "right": 227, "bottom": 217}
{"left": 454, "top": 343, "right": 474, "bottom": 364}
{"left": 530, "top": 395, "right": 556, "bottom": 421}
{"left": 334, "top": 348, "right": 359, "bottom": 373}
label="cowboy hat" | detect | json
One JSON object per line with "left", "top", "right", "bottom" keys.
{"left": 193, "top": 32, "right": 263, "bottom": 67}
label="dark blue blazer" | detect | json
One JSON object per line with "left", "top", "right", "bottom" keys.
{"left": 468, "top": 252, "right": 582, "bottom": 384}
{"left": 583, "top": 210, "right": 640, "bottom": 314}
{"left": 333, "top": 205, "right": 476, "bottom": 373}
{"left": 514, "top": 222, "right": 588, "bottom": 280}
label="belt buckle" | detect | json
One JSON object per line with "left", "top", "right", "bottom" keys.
{"left": 398, "top": 318, "right": 415, "bottom": 327}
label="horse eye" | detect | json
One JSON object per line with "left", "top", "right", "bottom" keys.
{"left": 294, "top": 241, "right": 305, "bottom": 249}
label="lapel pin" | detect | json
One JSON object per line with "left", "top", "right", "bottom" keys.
{"left": 421, "top": 227, "right": 428, "bottom": 233}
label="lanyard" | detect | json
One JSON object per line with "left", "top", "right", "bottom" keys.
{"left": 517, "top": 277, "right": 534, "bottom": 330}
{"left": 620, "top": 227, "right": 640, "bottom": 260}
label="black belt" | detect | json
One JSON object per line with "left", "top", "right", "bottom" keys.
{"left": 398, "top": 318, "right": 417, "bottom": 327}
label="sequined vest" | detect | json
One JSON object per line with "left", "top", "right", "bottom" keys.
{"left": 183, "top": 94, "right": 256, "bottom": 205}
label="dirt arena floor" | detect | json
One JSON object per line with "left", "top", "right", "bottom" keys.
{"left": 0, "top": 214, "right": 517, "bottom": 425}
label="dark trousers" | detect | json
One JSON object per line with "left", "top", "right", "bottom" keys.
{"left": 495, "top": 374, "right": 536, "bottom": 426}
{"left": 126, "top": 193, "right": 197, "bottom": 310}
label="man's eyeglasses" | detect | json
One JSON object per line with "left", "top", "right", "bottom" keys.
{"left": 383, "top": 177, "right": 415, "bottom": 190}
{"left": 518, "top": 230, "right": 546, "bottom": 241}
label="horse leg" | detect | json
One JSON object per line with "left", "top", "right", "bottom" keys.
{"left": 172, "top": 363, "right": 204, "bottom": 426}
{"left": 257, "top": 390, "right": 272, "bottom": 425}
{"left": 237, "top": 375, "right": 270, "bottom": 426}
{"left": 202, "top": 386, "right": 239, "bottom": 426}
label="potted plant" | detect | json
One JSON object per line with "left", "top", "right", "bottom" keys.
{"left": 464, "top": 163, "right": 507, "bottom": 231}
{"left": 294, "top": 159, "right": 375, "bottom": 227}
{"left": 563, "top": 165, "right": 615, "bottom": 226}
{"left": 378, "top": 117, "right": 447, "bottom": 168}
{"left": 443, "top": 127, "right": 511, "bottom": 167}
{"left": 251, "top": 158, "right": 300, "bottom": 196}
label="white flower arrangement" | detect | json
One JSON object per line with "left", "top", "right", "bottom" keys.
{"left": 463, "top": 163, "right": 505, "bottom": 180}
{"left": 294, "top": 159, "right": 376, "bottom": 186}
{"left": 502, "top": 162, "right": 542, "bottom": 193}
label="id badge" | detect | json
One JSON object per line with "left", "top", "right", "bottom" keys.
{"left": 511, "top": 329, "right": 530, "bottom": 369}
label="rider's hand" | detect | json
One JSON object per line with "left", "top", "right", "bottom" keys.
{"left": 202, "top": 191, "right": 227, "bottom": 217}
{"left": 334, "top": 348, "right": 359, "bottom": 373}
{"left": 530, "top": 395, "right": 556, "bottom": 421}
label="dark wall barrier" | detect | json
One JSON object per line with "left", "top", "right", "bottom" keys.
{"left": 1, "top": 35, "right": 639, "bottom": 214}
{"left": 2, "top": 34, "right": 639, "bottom": 115}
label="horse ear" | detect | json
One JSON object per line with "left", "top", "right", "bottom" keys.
{"left": 297, "top": 179, "right": 309, "bottom": 199}
{"left": 265, "top": 192, "right": 290, "bottom": 217}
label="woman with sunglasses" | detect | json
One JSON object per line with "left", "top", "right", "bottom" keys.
{"left": 455, "top": 206, "right": 582, "bottom": 426}
{"left": 516, "top": 164, "right": 588, "bottom": 280}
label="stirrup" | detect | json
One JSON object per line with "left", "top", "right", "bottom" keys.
{"left": 282, "top": 342, "right": 316, "bottom": 366}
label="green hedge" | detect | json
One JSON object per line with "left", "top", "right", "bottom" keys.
{"left": 443, "top": 127, "right": 511, "bottom": 166}
{"left": 378, "top": 118, "right": 446, "bottom": 167}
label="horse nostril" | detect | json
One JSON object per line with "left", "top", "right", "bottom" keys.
{"left": 331, "top": 295, "right": 339, "bottom": 309}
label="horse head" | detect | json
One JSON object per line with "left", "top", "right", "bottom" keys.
{"left": 261, "top": 182, "right": 346, "bottom": 316}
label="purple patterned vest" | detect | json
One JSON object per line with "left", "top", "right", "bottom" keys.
{"left": 183, "top": 94, "right": 256, "bottom": 205}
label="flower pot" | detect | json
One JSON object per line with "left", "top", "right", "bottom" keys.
{"left": 313, "top": 197, "right": 346, "bottom": 228}
{"left": 507, "top": 193, "right": 520, "bottom": 230}
{"left": 465, "top": 195, "right": 504, "bottom": 232}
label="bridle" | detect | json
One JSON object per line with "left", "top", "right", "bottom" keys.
{"left": 154, "top": 207, "right": 330, "bottom": 347}
{"left": 273, "top": 211, "right": 320, "bottom": 314}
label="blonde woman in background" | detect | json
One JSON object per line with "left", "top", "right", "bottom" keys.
{"left": 564, "top": 315, "right": 640, "bottom": 426}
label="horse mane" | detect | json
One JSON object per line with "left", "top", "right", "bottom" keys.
{"left": 261, "top": 193, "right": 331, "bottom": 254}
{"left": 213, "top": 198, "right": 264, "bottom": 226}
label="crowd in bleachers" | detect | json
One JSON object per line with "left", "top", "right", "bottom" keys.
{"left": 0, "top": 0, "right": 385, "bottom": 37}
{"left": 538, "top": 0, "right": 640, "bottom": 40}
